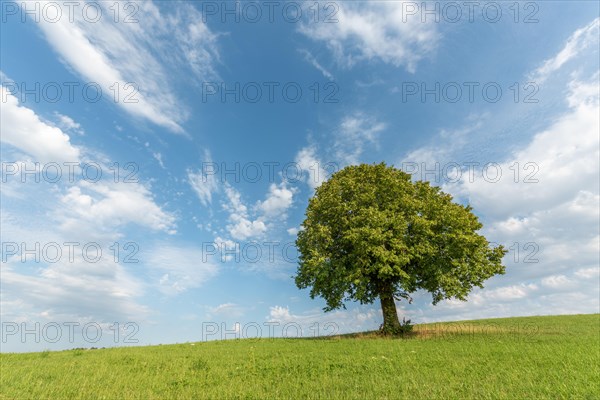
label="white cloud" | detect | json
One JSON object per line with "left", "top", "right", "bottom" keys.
{"left": 30, "top": 0, "right": 220, "bottom": 133}
{"left": 1, "top": 260, "right": 149, "bottom": 324}
{"left": 223, "top": 184, "right": 267, "bottom": 240}
{"left": 393, "top": 20, "right": 600, "bottom": 321}
{"left": 0, "top": 87, "right": 80, "bottom": 163}
{"left": 298, "top": 2, "right": 439, "bottom": 72}
{"left": 334, "top": 114, "right": 386, "bottom": 165}
{"left": 206, "top": 303, "right": 245, "bottom": 318}
{"left": 484, "top": 284, "right": 538, "bottom": 301}
{"left": 530, "top": 17, "right": 599, "bottom": 83}
{"left": 153, "top": 152, "right": 165, "bottom": 169}
{"left": 298, "top": 49, "right": 334, "bottom": 80}
{"left": 213, "top": 236, "right": 238, "bottom": 262}
{"left": 227, "top": 218, "right": 267, "bottom": 241}
{"left": 218, "top": 180, "right": 297, "bottom": 241}
{"left": 144, "top": 244, "right": 219, "bottom": 295}
{"left": 541, "top": 275, "right": 573, "bottom": 289}
{"left": 188, "top": 171, "right": 217, "bottom": 207}
{"left": 258, "top": 182, "right": 295, "bottom": 218}
{"left": 58, "top": 180, "right": 176, "bottom": 238}
{"left": 432, "top": 75, "right": 600, "bottom": 314}
{"left": 574, "top": 267, "right": 599, "bottom": 279}
{"left": 402, "top": 117, "right": 484, "bottom": 168}
{"left": 295, "top": 145, "right": 327, "bottom": 190}
{"left": 54, "top": 112, "right": 84, "bottom": 135}
{"left": 449, "top": 76, "right": 599, "bottom": 220}
{"left": 189, "top": 159, "right": 295, "bottom": 241}
{"left": 188, "top": 150, "right": 219, "bottom": 207}
{"left": 293, "top": 114, "right": 386, "bottom": 194}
{"left": 267, "top": 305, "right": 380, "bottom": 336}
{"left": 0, "top": 70, "right": 12, "bottom": 84}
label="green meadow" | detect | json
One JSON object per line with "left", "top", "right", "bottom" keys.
{"left": 1, "top": 314, "right": 598, "bottom": 399}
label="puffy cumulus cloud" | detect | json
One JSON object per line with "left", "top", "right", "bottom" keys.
{"left": 294, "top": 145, "right": 327, "bottom": 190}
{"left": 448, "top": 77, "right": 599, "bottom": 221}
{"left": 143, "top": 244, "right": 219, "bottom": 295}
{"left": 187, "top": 158, "right": 297, "bottom": 246}
{"left": 227, "top": 219, "right": 267, "bottom": 241}
{"left": 391, "top": 20, "right": 600, "bottom": 322}
{"left": 445, "top": 75, "right": 599, "bottom": 286}
{"left": 298, "top": 1, "right": 439, "bottom": 72}
{"left": 258, "top": 182, "right": 295, "bottom": 218}
{"left": 222, "top": 184, "right": 267, "bottom": 240}
{"left": 220, "top": 181, "right": 296, "bottom": 241}
{"left": 0, "top": 87, "right": 80, "bottom": 163}
{"left": 58, "top": 180, "right": 176, "bottom": 238}
{"left": 30, "top": 0, "right": 221, "bottom": 133}
{"left": 211, "top": 236, "right": 239, "bottom": 262}
{"left": 431, "top": 75, "right": 599, "bottom": 317}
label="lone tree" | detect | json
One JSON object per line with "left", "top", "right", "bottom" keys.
{"left": 294, "top": 163, "right": 506, "bottom": 335}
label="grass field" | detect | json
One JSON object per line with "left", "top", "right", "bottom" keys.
{"left": 1, "top": 314, "right": 599, "bottom": 399}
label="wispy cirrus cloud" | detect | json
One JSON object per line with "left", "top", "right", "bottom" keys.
{"left": 144, "top": 243, "right": 219, "bottom": 295}
{"left": 294, "top": 113, "right": 386, "bottom": 191}
{"left": 188, "top": 150, "right": 219, "bottom": 207}
{"left": 30, "top": 0, "right": 221, "bottom": 134}
{"left": 298, "top": 49, "right": 334, "bottom": 80}
{"left": 529, "top": 17, "right": 599, "bottom": 83}
{"left": 298, "top": 2, "right": 439, "bottom": 72}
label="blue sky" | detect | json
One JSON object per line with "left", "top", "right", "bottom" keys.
{"left": 1, "top": 1, "right": 598, "bottom": 352}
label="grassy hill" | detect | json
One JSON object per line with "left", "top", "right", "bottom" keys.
{"left": 1, "top": 314, "right": 598, "bottom": 399}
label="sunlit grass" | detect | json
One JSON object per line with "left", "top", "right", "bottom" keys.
{"left": 1, "top": 314, "right": 598, "bottom": 399}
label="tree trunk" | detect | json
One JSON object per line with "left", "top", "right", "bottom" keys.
{"left": 379, "top": 282, "right": 401, "bottom": 334}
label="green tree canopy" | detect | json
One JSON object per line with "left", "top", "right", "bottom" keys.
{"left": 294, "top": 163, "right": 506, "bottom": 334}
